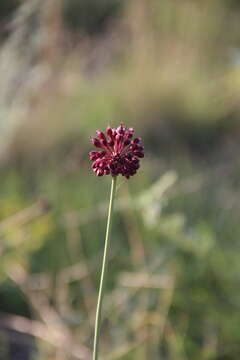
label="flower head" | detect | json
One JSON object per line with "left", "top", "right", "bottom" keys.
{"left": 89, "top": 124, "right": 144, "bottom": 179}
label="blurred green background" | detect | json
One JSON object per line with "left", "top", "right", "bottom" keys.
{"left": 0, "top": 0, "right": 240, "bottom": 359}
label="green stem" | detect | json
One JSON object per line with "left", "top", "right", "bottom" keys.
{"left": 93, "top": 176, "right": 117, "bottom": 360}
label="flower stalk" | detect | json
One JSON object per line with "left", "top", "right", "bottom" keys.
{"left": 90, "top": 124, "right": 143, "bottom": 358}
{"left": 93, "top": 176, "right": 117, "bottom": 360}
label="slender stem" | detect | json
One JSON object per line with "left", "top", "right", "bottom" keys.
{"left": 93, "top": 176, "right": 117, "bottom": 360}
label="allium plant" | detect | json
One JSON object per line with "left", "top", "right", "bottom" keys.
{"left": 89, "top": 124, "right": 144, "bottom": 360}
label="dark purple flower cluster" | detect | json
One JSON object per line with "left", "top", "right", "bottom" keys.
{"left": 89, "top": 124, "right": 144, "bottom": 179}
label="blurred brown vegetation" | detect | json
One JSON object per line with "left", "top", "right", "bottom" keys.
{"left": 0, "top": 0, "right": 240, "bottom": 359}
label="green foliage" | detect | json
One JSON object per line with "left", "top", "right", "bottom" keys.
{"left": 0, "top": 0, "right": 240, "bottom": 359}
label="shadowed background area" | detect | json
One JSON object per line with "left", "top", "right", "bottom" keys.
{"left": 0, "top": 0, "right": 240, "bottom": 359}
